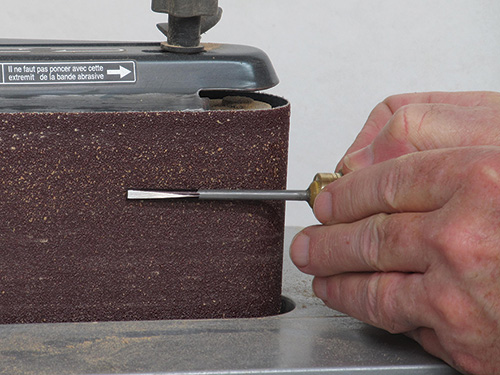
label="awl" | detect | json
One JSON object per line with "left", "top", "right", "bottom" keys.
{"left": 127, "top": 172, "right": 342, "bottom": 208}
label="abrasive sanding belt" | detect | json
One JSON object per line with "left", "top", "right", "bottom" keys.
{"left": 0, "top": 93, "right": 290, "bottom": 323}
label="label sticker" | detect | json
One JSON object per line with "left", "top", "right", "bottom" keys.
{"left": 0, "top": 61, "right": 136, "bottom": 85}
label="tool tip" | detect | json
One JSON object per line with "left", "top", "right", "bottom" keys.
{"left": 127, "top": 190, "right": 199, "bottom": 200}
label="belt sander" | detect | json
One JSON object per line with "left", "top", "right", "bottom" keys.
{"left": 0, "top": 0, "right": 291, "bottom": 323}
{"left": 0, "top": 4, "right": 463, "bottom": 374}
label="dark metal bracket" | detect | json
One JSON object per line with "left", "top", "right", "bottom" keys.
{"left": 152, "top": 0, "right": 223, "bottom": 53}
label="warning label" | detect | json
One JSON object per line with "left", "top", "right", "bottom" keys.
{"left": 0, "top": 61, "right": 136, "bottom": 85}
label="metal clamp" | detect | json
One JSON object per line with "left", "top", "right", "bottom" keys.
{"left": 152, "top": 0, "right": 223, "bottom": 53}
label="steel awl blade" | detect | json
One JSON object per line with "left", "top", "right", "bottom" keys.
{"left": 127, "top": 190, "right": 200, "bottom": 200}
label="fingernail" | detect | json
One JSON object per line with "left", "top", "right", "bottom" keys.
{"left": 290, "top": 233, "right": 310, "bottom": 268}
{"left": 313, "top": 277, "right": 328, "bottom": 301}
{"left": 344, "top": 145, "right": 374, "bottom": 171}
{"left": 314, "top": 191, "right": 333, "bottom": 224}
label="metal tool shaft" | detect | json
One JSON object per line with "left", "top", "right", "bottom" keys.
{"left": 198, "top": 189, "right": 309, "bottom": 201}
{"left": 127, "top": 189, "right": 309, "bottom": 201}
{"left": 127, "top": 172, "right": 343, "bottom": 208}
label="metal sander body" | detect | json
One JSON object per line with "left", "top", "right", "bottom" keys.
{"left": 0, "top": 41, "right": 278, "bottom": 111}
{"left": 0, "top": 13, "right": 290, "bottom": 323}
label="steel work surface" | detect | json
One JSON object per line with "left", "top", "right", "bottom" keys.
{"left": 0, "top": 227, "right": 459, "bottom": 375}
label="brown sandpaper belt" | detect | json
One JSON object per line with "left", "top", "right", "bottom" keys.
{"left": 0, "top": 93, "right": 290, "bottom": 324}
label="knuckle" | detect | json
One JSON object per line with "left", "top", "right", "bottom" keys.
{"left": 382, "top": 94, "right": 408, "bottom": 113}
{"left": 384, "top": 107, "right": 409, "bottom": 142}
{"left": 378, "top": 160, "right": 404, "bottom": 211}
{"left": 382, "top": 94, "right": 398, "bottom": 107}
{"left": 427, "top": 215, "right": 478, "bottom": 270}
{"left": 365, "top": 273, "right": 405, "bottom": 333}
{"left": 467, "top": 155, "right": 500, "bottom": 196}
{"left": 428, "top": 286, "right": 468, "bottom": 330}
{"left": 428, "top": 155, "right": 500, "bottom": 269}
{"left": 426, "top": 214, "right": 497, "bottom": 281}
{"left": 361, "top": 213, "right": 416, "bottom": 272}
{"left": 385, "top": 105, "right": 426, "bottom": 139}
{"left": 379, "top": 104, "right": 436, "bottom": 155}
{"left": 359, "top": 214, "right": 388, "bottom": 271}
{"left": 365, "top": 274, "right": 383, "bottom": 326}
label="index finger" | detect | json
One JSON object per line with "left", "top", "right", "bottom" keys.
{"left": 318, "top": 146, "right": 494, "bottom": 224}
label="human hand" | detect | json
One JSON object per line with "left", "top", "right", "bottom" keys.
{"left": 290, "top": 91, "right": 500, "bottom": 374}
{"left": 291, "top": 147, "right": 500, "bottom": 374}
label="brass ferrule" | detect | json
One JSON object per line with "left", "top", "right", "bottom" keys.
{"left": 307, "top": 172, "right": 343, "bottom": 208}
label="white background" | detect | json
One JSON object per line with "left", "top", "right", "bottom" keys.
{"left": 1, "top": 1, "right": 499, "bottom": 227}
